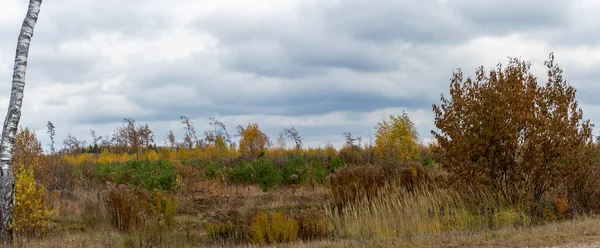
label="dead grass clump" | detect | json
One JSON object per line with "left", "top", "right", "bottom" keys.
{"left": 105, "top": 183, "right": 148, "bottom": 232}
{"left": 330, "top": 165, "right": 387, "bottom": 211}
{"left": 80, "top": 189, "right": 107, "bottom": 228}
{"left": 296, "top": 208, "right": 331, "bottom": 241}
{"left": 328, "top": 183, "right": 531, "bottom": 240}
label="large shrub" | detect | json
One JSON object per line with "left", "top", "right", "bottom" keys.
{"left": 432, "top": 53, "right": 593, "bottom": 212}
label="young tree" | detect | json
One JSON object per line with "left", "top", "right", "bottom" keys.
{"left": 343, "top": 132, "right": 359, "bottom": 148}
{"left": 0, "top": 0, "right": 43, "bottom": 244}
{"left": 112, "top": 118, "right": 154, "bottom": 155}
{"left": 46, "top": 121, "right": 55, "bottom": 154}
{"left": 167, "top": 130, "right": 177, "bottom": 149}
{"left": 275, "top": 131, "right": 286, "bottom": 150}
{"left": 210, "top": 117, "right": 232, "bottom": 146}
{"left": 374, "top": 112, "right": 420, "bottom": 163}
{"left": 237, "top": 123, "right": 270, "bottom": 157}
{"left": 180, "top": 116, "right": 200, "bottom": 149}
{"left": 284, "top": 127, "right": 303, "bottom": 150}
{"left": 432, "top": 54, "right": 593, "bottom": 208}
{"left": 89, "top": 129, "right": 102, "bottom": 153}
{"left": 62, "top": 134, "right": 85, "bottom": 154}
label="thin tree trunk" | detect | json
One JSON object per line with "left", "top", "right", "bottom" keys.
{"left": 0, "top": 0, "right": 42, "bottom": 245}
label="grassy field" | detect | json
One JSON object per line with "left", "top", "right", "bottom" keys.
{"left": 15, "top": 178, "right": 600, "bottom": 248}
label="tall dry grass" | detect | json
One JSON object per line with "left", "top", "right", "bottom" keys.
{"left": 327, "top": 183, "right": 531, "bottom": 240}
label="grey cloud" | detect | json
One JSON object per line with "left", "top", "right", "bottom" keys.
{"left": 36, "top": 0, "right": 168, "bottom": 42}
{"left": 451, "top": 0, "right": 569, "bottom": 32}
{"left": 3, "top": 0, "right": 599, "bottom": 150}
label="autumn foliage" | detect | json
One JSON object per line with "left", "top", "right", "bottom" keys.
{"left": 10, "top": 53, "right": 600, "bottom": 246}
{"left": 374, "top": 112, "right": 421, "bottom": 163}
{"left": 432, "top": 53, "right": 594, "bottom": 212}
{"left": 237, "top": 123, "right": 270, "bottom": 157}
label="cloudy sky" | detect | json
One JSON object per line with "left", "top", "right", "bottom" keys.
{"left": 1, "top": 0, "right": 599, "bottom": 150}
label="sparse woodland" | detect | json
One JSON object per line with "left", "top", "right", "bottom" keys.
{"left": 6, "top": 54, "right": 600, "bottom": 247}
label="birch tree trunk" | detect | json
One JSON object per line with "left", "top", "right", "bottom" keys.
{"left": 0, "top": 0, "right": 43, "bottom": 245}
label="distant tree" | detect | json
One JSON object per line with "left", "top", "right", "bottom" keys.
{"left": 89, "top": 129, "right": 102, "bottom": 153}
{"left": 374, "top": 112, "right": 420, "bottom": 163}
{"left": 284, "top": 127, "right": 303, "bottom": 150}
{"left": 180, "top": 116, "right": 203, "bottom": 149}
{"left": 138, "top": 124, "right": 155, "bottom": 149}
{"left": 432, "top": 54, "right": 593, "bottom": 208}
{"left": 237, "top": 123, "right": 270, "bottom": 157}
{"left": 46, "top": 121, "right": 55, "bottom": 154}
{"left": 167, "top": 130, "right": 177, "bottom": 149}
{"left": 62, "top": 134, "right": 85, "bottom": 154}
{"left": 343, "top": 132, "right": 360, "bottom": 148}
{"left": 275, "top": 131, "right": 286, "bottom": 150}
{"left": 112, "top": 118, "right": 154, "bottom": 155}
{"left": 210, "top": 117, "right": 232, "bottom": 146}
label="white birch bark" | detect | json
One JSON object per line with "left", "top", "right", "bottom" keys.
{"left": 0, "top": 0, "right": 42, "bottom": 245}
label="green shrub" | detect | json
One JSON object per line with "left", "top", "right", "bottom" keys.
{"left": 282, "top": 155, "right": 308, "bottom": 185}
{"left": 203, "top": 161, "right": 219, "bottom": 179}
{"left": 309, "top": 160, "right": 328, "bottom": 185}
{"left": 96, "top": 159, "right": 177, "bottom": 191}
{"left": 328, "top": 157, "right": 344, "bottom": 173}
{"left": 227, "top": 163, "right": 253, "bottom": 184}
{"left": 253, "top": 159, "right": 282, "bottom": 191}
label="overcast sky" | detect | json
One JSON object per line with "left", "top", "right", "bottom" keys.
{"left": 1, "top": 0, "right": 600, "bottom": 150}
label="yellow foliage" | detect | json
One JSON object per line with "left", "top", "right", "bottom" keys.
{"left": 374, "top": 112, "right": 420, "bottom": 163}
{"left": 148, "top": 190, "right": 179, "bottom": 226}
{"left": 238, "top": 123, "right": 270, "bottom": 157}
{"left": 250, "top": 211, "right": 298, "bottom": 245}
{"left": 97, "top": 150, "right": 117, "bottom": 164}
{"left": 64, "top": 153, "right": 90, "bottom": 165}
{"left": 143, "top": 150, "right": 160, "bottom": 161}
{"left": 555, "top": 192, "right": 571, "bottom": 219}
{"left": 12, "top": 164, "right": 51, "bottom": 237}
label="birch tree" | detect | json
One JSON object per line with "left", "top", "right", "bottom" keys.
{"left": 0, "top": 0, "right": 43, "bottom": 244}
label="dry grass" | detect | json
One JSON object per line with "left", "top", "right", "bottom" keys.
{"left": 328, "top": 183, "right": 531, "bottom": 240}
{"left": 19, "top": 173, "right": 600, "bottom": 248}
{"left": 22, "top": 215, "right": 600, "bottom": 247}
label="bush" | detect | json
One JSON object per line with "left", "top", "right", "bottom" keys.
{"left": 309, "top": 160, "right": 328, "bottom": 185}
{"left": 249, "top": 211, "right": 298, "bottom": 245}
{"left": 203, "top": 161, "right": 219, "bottom": 179}
{"left": 12, "top": 164, "right": 52, "bottom": 238}
{"left": 97, "top": 159, "right": 178, "bottom": 191}
{"left": 204, "top": 210, "right": 247, "bottom": 244}
{"left": 105, "top": 184, "right": 179, "bottom": 234}
{"left": 296, "top": 208, "right": 331, "bottom": 241}
{"left": 227, "top": 163, "right": 253, "bottom": 184}
{"left": 282, "top": 155, "right": 308, "bottom": 185}
{"left": 328, "top": 157, "right": 345, "bottom": 173}
{"left": 105, "top": 184, "right": 148, "bottom": 232}
{"left": 206, "top": 221, "right": 236, "bottom": 241}
{"left": 432, "top": 54, "right": 593, "bottom": 211}
{"left": 253, "top": 159, "right": 282, "bottom": 191}
{"left": 147, "top": 190, "right": 179, "bottom": 227}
